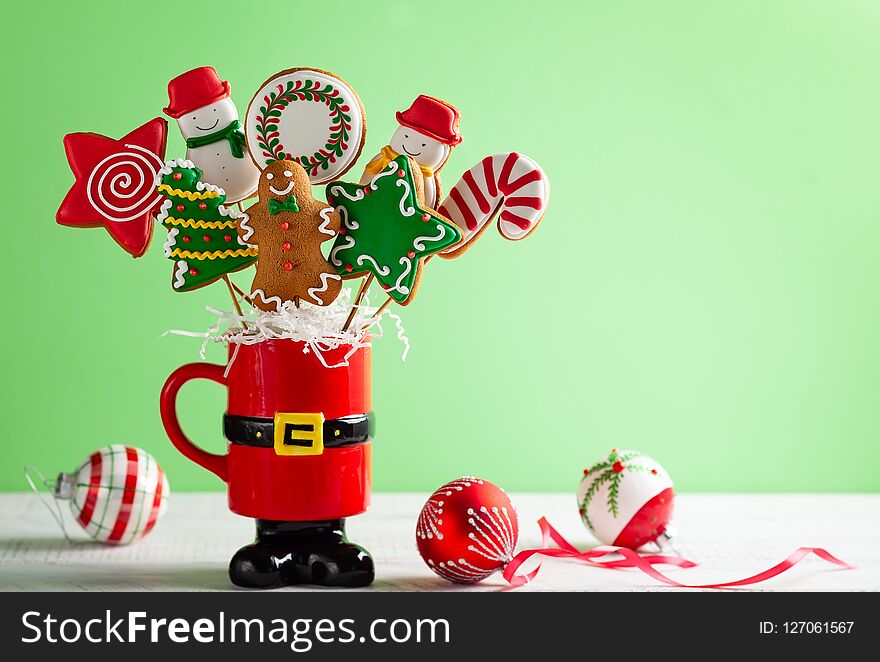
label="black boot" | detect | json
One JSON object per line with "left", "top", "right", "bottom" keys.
{"left": 229, "top": 519, "right": 374, "bottom": 589}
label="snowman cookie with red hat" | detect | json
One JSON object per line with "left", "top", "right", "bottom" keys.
{"left": 164, "top": 66, "right": 260, "bottom": 203}
{"left": 360, "top": 95, "right": 462, "bottom": 209}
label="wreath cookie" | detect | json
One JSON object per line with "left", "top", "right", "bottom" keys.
{"left": 245, "top": 68, "right": 366, "bottom": 185}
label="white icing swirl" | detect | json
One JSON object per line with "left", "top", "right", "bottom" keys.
{"left": 330, "top": 234, "right": 356, "bottom": 266}
{"left": 306, "top": 273, "right": 342, "bottom": 304}
{"left": 356, "top": 254, "right": 391, "bottom": 276}
{"left": 413, "top": 225, "right": 446, "bottom": 251}
{"left": 162, "top": 227, "right": 179, "bottom": 257}
{"left": 329, "top": 184, "right": 366, "bottom": 203}
{"left": 318, "top": 207, "right": 336, "bottom": 235}
{"left": 173, "top": 260, "right": 189, "bottom": 289}
{"left": 395, "top": 178, "right": 415, "bottom": 217}
{"left": 385, "top": 256, "right": 413, "bottom": 296}
{"left": 87, "top": 144, "right": 164, "bottom": 223}
{"left": 369, "top": 160, "right": 400, "bottom": 190}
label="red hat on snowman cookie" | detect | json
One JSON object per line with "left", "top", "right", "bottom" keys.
{"left": 396, "top": 95, "right": 463, "bottom": 145}
{"left": 163, "top": 66, "right": 231, "bottom": 119}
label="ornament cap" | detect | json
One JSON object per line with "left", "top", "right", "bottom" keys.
{"left": 654, "top": 525, "right": 679, "bottom": 554}
{"left": 54, "top": 472, "right": 76, "bottom": 500}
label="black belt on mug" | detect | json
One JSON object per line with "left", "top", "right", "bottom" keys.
{"left": 224, "top": 412, "right": 375, "bottom": 457}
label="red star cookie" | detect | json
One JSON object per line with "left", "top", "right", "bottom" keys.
{"left": 57, "top": 118, "right": 168, "bottom": 257}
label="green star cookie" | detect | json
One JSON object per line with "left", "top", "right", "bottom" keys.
{"left": 326, "top": 155, "right": 462, "bottom": 305}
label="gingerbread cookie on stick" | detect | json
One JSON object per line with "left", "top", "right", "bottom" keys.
{"left": 240, "top": 161, "right": 342, "bottom": 310}
{"left": 360, "top": 95, "right": 461, "bottom": 209}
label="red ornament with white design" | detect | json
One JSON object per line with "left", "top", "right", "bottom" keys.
{"left": 416, "top": 477, "right": 518, "bottom": 583}
{"left": 51, "top": 445, "right": 169, "bottom": 545}
{"left": 577, "top": 449, "right": 674, "bottom": 549}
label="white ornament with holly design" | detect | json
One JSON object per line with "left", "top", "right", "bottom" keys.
{"left": 576, "top": 449, "right": 674, "bottom": 549}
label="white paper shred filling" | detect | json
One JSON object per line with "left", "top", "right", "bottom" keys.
{"left": 163, "top": 288, "right": 410, "bottom": 368}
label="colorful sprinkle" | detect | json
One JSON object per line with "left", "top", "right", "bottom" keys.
{"left": 283, "top": 262, "right": 293, "bottom": 271}
{"left": 282, "top": 241, "right": 291, "bottom": 251}
{"left": 280, "top": 221, "right": 290, "bottom": 231}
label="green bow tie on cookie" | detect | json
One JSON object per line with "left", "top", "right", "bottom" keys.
{"left": 268, "top": 194, "right": 300, "bottom": 215}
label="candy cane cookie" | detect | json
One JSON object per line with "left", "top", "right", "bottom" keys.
{"left": 438, "top": 152, "right": 549, "bottom": 259}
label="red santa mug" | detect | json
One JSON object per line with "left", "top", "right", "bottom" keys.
{"left": 160, "top": 339, "right": 373, "bottom": 522}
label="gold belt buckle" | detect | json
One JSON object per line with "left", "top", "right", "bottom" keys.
{"left": 273, "top": 412, "right": 325, "bottom": 456}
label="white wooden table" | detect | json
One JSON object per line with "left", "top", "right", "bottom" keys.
{"left": 0, "top": 493, "right": 875, "bottom": 591}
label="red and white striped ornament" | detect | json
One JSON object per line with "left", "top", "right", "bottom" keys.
{"left": 577, "top": 449, "right": 674, "bottom": 549}
{"left": 439, "top": 152, "right": 550, "bottom": 258}
{"left": 416, "top": 477, "right": 518, "bottom": 583}
{"left": 54, "top": 445, "right": 169, "bottom": 545}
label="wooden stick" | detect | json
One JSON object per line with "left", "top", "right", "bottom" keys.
{"left": 228, "top": 279, "right": 254, "bottom": 306}
{"left": 229, "top": 280, "right": 249, "bottom": 300}
{"left": 341, "top": 273, "right": 374, "bottom": 333}
{"left": 222, "top": 275, "right": 247, "bottom": 329}
{"left": 365, "top": 296, "right": 393, "bottom": 328}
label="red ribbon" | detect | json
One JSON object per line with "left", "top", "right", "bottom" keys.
{"left": 503, "top": 517, "right": 855, "bottom": 589}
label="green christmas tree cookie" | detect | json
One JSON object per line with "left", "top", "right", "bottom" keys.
{"left": 325, "top": 155, "right": 461, "bottom": 305}
{"left": 155, "top": 159, "right": 257, "bottom": 292}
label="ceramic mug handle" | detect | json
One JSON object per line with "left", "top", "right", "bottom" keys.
{"left": 160, "top": 363, "right": 229, "bottom": 481}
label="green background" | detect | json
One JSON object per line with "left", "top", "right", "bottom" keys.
{"left": 2, "top": 0, "right": 879, "bottom": 493}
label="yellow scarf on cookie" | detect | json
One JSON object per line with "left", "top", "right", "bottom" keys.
{"left": 363, "top": 145, "right": 434, "bottom": 177}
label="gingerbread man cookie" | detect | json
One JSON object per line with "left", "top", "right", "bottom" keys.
{"left": 240, "top": 160, "right": 342, "bottom": 311}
